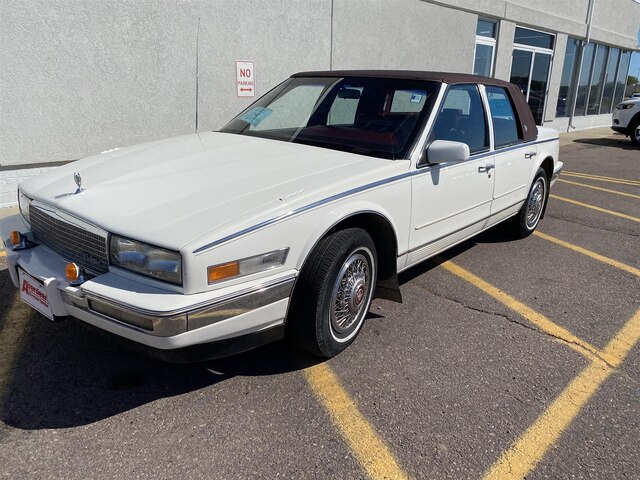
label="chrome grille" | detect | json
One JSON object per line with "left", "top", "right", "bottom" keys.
{"left": 30, "top": 206, "right": 109, "bottom": 274}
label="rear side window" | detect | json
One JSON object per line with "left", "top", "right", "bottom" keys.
{"left": 486, "top": 86, "right": 522, "bottom": 148}
{"left": 431, "top": 84, "right": 489, "bottom": 154}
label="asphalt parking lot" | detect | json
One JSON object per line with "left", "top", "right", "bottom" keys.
{"left": 0, "top": 129, "right": 638, "bottom": 479}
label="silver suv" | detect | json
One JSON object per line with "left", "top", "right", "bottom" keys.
{"left": 612, "top": 99, "right": 640, "bottom": 146}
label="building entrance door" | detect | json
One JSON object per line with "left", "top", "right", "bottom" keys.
{"left": 510, "top": 48, "right": 552, "bottom": 125}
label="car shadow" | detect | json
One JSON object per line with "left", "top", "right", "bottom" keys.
{"left": 0, "top": 223, "right": 510, "bottom": 431}
{"left": 0, "top": 270, "right": 326, "bottom": 430}
{"left": 398, "top": 224, "right": 515, "bottom": 286}
{"left": 571, "top": 137, "right": 637, "bottom": 150}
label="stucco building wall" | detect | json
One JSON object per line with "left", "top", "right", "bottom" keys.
{"left": 1, "top": 0, "right": 639, "bottom": 205}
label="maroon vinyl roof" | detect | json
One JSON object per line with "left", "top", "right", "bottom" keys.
{"left": 292, "top": 70, "right": 538, "bottom": 142}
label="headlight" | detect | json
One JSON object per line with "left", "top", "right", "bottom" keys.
{"left": 618, "top": 103, "right": 635, "bottom": 110}
{"left": 207, "top": 249, "right": 289, "bottom": 284}
{"left": 110, "top": 235, "right": 182, "bottom": 285}
{"left": 18, "top": 189, "right": 32, "bottom": 224}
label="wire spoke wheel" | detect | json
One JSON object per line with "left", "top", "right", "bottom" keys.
{"left": 331, "top": 254, "right": 368, "bottom": 332}
{"left": 525, "top": 177, "right": 546, "bottom": 230}
{"left": 329, "top": 248, "right": 374, "bottom": 342}
{"left": 286, "top": 228, "right": 377, "bottom": 357}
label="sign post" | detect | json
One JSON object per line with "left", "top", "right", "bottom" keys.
{"left": 236, "top": 61, "right": 255, "bottom": 97}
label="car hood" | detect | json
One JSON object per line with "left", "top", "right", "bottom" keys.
{"left": 21, "top": 132, "right": 401, "bottom": 251}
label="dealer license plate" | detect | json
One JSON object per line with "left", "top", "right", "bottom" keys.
{"left": 18, "top": 268, "right": 54, "bottom": 320}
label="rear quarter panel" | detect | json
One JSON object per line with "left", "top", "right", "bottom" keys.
{"left": 535, "top": 127, "right": 561, "bottom": 180}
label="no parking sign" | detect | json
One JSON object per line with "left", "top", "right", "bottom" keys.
{"left": 236, "top": 61, "right": 255, "bottom": 97}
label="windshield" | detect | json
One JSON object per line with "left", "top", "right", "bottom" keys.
{"left": 220, "top": 76, "right": 440, "bottom": 159}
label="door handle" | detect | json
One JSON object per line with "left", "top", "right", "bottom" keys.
{"left": 478, "top": 164, "right": 495, "bottom": 173}
{"left": 525, "top": 151, "right": 537, "bottom": 159}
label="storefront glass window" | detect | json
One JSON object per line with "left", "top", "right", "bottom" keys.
{"left": 600, "top": 48, "right": 620, "bottom": 114}
{"left": 556, "top": 38, "right": 580, "bottom": 117}
{"left": 587, "top": 44, "right": 608, "bottom": 115}
{"left": 476, "top": 19, "right": 496, "bottom": 38}
{"left": 514, "top": 27, "right": 554, "bottom": 50}
{"left": 473, "top": 19, "right": 497, "bottom": 77}
{"left": 575, "top": 43, "right": 595, "bottom": 116}
{"left": 613, "top": 51, "right": 632, "bottom": 107}
{"left": 568, "top": 42, "right": 631, "bottom": 117}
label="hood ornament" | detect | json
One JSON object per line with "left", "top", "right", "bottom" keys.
{"left": 74, "top": 172, "right": 83, "bottom": 194}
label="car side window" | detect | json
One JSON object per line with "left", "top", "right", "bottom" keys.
{"left": 431, "top": 84, "right": 489, "bottom": 154}
{"left": 486, "top": 86, "right": 522, "bottom": 148}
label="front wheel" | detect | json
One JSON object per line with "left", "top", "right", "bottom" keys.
{"left": 509, "top": 168, "right": 548, "bottom": 238}
{"left": 286, "top": 228, "right": 377, "bottom": 358}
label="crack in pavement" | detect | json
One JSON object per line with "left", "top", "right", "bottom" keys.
{"left": 412, "top": 281, "right": 545, "bottom": 335}
{"left": 609, "top": 367, "right": 640, "bottom": 387}
{"left": 547, "top": 214, "right": 639, "bottom": 237}
{"left": 410, "top": 282, "right": 615, "bottom": 368}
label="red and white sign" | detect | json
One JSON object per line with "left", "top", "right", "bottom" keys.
{"left": 236, "top": 61, "right": 255, "bottom": 97}
{"left": 18, "top": 268, "right": 54, "bottom": 320}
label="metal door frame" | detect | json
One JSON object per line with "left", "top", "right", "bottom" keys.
{"left": 474, "top": 37, "right": 497, "bottom": 77}
{"left": 511, "top": 41, "right": 554, "bottom": 124}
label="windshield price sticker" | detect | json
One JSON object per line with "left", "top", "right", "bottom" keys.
{"left": 239, "top": 107, "right": 272, "bottom": 126}
{"left": 236, "top": 61, "right": 256, "bottom": 97}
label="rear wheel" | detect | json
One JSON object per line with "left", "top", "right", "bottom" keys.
{"left": 630, "top": 119, "right": 640, "bottom": 146}
{"left": 287, "top": 228, "right": 377, "bottom": 358}
{"left": 508, "top": 168, "right": 548, "bottom": 238}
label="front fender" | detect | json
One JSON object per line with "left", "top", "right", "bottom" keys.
{"left": 183, "top": 173, "right": 412, "bottom": 294}
{"left": 296, "top": 200, "right": 401, "bottom": 271}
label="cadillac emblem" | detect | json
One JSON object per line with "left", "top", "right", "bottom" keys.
{"left": 74, "top": 172, "right": 83, "bottom": 194}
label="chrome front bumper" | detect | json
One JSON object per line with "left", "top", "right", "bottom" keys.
{"left": 59, "top": 276, "right": 295, "bottom": 338}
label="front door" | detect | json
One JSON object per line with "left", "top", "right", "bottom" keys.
{"left": 408, "top": 84, "right": 495, "bottom": 266}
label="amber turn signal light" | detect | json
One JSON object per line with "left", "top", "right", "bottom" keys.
{"left": 207, "top": 262, "right": 240, "bottom": 284}
{"left": 9, "top": 230, "right": 21, "bottom": 246}
{"left": 65, "top": 262, "right": 80, "bottom": 282}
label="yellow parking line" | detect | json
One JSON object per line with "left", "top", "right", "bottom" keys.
{"left": 483, "top": 308, "right": 640, "bottom": 480}
{"left": 563, "top": 170, "right": 640, "bottom": 186}
{"left": 304, "top": 362, "right": 409, "bottom": 480}
{"left": 438, "top": 260, "right": 608, "bottom": 365}
{"left": 484, "top": 361, "right": 611, "bottom": 480}
{"left": 557, "top": 179, "right": 640, "bottom": 199}
{"left": 562, "top": 172, "right": 640, "bottom": 187}
{"left": 533, "top": 231, "right": 640, "bottom": 277}
{"left": 601, "top": 307, "right": 640, "bottom": 368}
{"left": 550, "top": 194, "right": 640, "bottom": 223}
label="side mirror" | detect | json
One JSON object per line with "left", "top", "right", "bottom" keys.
{"left": 422, "top": 140, "right": 470, "bottom": 165}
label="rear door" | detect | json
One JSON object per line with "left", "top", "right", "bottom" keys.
{"left": 484, "top": 85, "right": 534, "bottom": 227}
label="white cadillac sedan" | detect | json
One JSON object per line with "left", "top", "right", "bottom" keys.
{"left": 1, "top": 71, "right": 562, "bottom": 361}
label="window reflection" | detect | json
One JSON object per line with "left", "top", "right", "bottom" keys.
{"left": 556, "top": 38, "right": 580, "bottom": 117}
{"left": 570, "top": 41, "right": 631, "bottom": 117}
